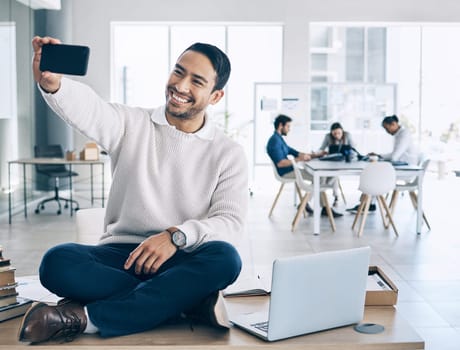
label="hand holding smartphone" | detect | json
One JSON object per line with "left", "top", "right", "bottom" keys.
{"left": 40, "top": 43, "right": 90, "bottom": 76}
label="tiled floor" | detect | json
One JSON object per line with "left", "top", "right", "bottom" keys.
{"left": 0, "top": 168, "right": 459, "bottom": 349}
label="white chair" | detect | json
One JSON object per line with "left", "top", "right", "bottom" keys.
{"left": 287, "top": 155, "right": 336, "bottom": 232}
{"left": 351, "top": 162, "right": 398, "bottom": 237}
{"left": 76, "top": 207, "right": 106, "bottom": 243}
{"left": 387, "top": 158, "right": 431, "bottom": 230}
{"left": 268, "top": 160, "right": 302, "bottom": 217}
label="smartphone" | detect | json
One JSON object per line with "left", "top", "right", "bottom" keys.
{"left": 40, "top": 43, "right": 90, "bottom": 76}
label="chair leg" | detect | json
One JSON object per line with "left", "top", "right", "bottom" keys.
{"left": 351, "top": 194, "right": 365, "bottom": 229}
{"left": 409, "top": 192, "right": 431, "bottom": 230}
{"left": 294, "top": 183, "right": 307, "bottom": 218}
{"left": 408, "top": 191, "right": 418, "bottom": 209}
{"left": 378, "top": 195, "right": 399, "bottom": 237}
{"left": 376, "top": 195, "right": 388, "bottom": 228}
{"left": 388, "top": 190, "right": 399, "bottom": 215}
{"left": 269, "top": 183, "right": 285, "bottom": 217}
{"left": 295, "top": 183, "right": 303, "bottom": 202}
{"left": 321, "top": 192, "right": 336, "bottom": 232}
{"left": 292, "top": 192, "right": 311, "bottom": 232}
{"left": 338, "top": 179, "right": 347, "bottom": 205}
{"left": 35, "top": 179, "right": 80, "bottom": 215}
{"left": 356, "top": 195, "right": 371, "bottom": 237}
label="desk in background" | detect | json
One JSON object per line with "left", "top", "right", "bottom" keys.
{"left": 305, "top": 160, "right": 424, "bottom": 235}
{"left": 8, "top": 158, "right": 105, "bottom": 224}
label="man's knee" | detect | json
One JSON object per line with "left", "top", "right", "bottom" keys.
{"left": 198, "top": 241, "right": 242, "bottom": 282}
{"left": 39, "top": 243, "right": 81, "bottom": 289}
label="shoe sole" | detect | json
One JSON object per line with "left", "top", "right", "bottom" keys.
{"left": 211, "top": 291, "right": 230, "bottom": 329}
{"left": 17, "top": 302, "right": 48, "bottom": 342}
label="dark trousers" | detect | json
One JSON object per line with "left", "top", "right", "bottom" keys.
{"left": 39, "top": 240, "right": 242, "bottom": 337}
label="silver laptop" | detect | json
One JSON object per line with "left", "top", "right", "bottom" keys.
{"left": 230, "top": 247, "right": 371, "bottom": 341}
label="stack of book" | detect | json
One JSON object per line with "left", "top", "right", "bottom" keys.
{"left": 0, "top": 246, "right": 32, "bottom": 322}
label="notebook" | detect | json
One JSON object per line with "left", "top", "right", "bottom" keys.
{"left": 230, "top": 247, "right": 371, "bottom": 341}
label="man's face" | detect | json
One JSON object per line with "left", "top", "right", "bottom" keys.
{"left": 165, "top": 50, "right": 223, "bottom": 120}
{"left": 280, "top": 122, "right": 291, "bottom": 136}
{"left": 383, "top": 122, "right": 398, "bottom": 135}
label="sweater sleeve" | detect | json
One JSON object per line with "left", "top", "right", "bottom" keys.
{"left": 177, "top": 144, "right": 248, "bottom": 250}
{"left": 381, "top": 128, "right": 411, "bottom": 161}
{"left": 39, "top": 77, "right": 126, "bottom": 155}
{"left": 319, "top": 134, "right": 329, "bottom": 151}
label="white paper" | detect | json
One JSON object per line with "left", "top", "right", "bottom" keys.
{"left": 16, "top": 275, "right": 60, "bottom": 304}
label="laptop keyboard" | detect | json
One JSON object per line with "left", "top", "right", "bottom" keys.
{"left": 251, "top": 321, "right": 269, "bottom": 333}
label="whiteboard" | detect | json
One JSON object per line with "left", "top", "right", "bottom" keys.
{"left": 253, "top": 82, "right": 397, "bottom": 166}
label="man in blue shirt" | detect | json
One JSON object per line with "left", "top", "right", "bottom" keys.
{"left": 266, "top": 114, "right": 343, "bottom": 217}
{"left": 266, "top": 114, "right": 311, "bottom": 177}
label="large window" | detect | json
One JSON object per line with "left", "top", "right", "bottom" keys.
{"left": 310, "top": 23, "right": 460, "bottom": 170}
{"left": 111, "top": 23, "right": 283, "bottom": 160}
{"left": 0, "top": 22, "right": 16, "bottom": 120}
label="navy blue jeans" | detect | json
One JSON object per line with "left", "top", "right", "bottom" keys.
{"left": 39, "top": 241, "right": 241, "bottom": 337}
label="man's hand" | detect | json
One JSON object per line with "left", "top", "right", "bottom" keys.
{"left": 298, "top": 152, "right": 312, "bottom": 162}
{"left": 32, "top": 36, "right": 62, "bottom": 93}
{"left": 124, "top": 231, "right": 177, "bottom": 275}
{"left": 312, "top": 150, "right": 327, "bottom": 158}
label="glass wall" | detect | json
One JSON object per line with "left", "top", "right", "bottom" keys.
{"left": 0, "top": 0, "right": 35, "bottom": 213}
{"left": 310, "top": 23, "right": 460, "bottom": 172}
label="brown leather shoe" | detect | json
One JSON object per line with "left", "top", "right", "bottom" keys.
{"left": 18, "top": 301, "right": 87, "bottom": 343}
{"left": 185, "top": 291, "right": 230, "bottom": 330}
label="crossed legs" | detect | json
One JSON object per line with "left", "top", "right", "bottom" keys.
{"left": 38, "top": 241, "right": 242, "bottom": 337}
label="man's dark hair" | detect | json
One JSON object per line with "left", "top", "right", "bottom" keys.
{"left": 274, "top": 114, "right": 292, "bottom": 129}
{"left": 184, "top": 42, "right": 231, "bottom": 91}
{"left": 382, "top": 114, "right": 399, "bottom": 126}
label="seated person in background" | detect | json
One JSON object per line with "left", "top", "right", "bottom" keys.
{"left": 347, "top": 114, "right": 418, "bottom": 213}
{"left": 370, "top": 115, "right": 419, "bottom": 165}
{"left": 266, "top": 114, "right": 342, "bottom": 217}
{"left": 315, "top": 122, "right": 355, "bottom": 205}
{"left": 315, "top": 122, "right": 355, "bottom": 158}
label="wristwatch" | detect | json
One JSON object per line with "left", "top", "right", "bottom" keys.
{"left": 166, "top": 227, "right": 187, "bottom": 248}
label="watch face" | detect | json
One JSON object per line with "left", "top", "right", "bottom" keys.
{"left": 172, "top": 230, "right": 186, "bottom": 247}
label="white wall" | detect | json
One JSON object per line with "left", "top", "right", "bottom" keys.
{"left": 64, "top": 0, "right": 460, "bottom": 148}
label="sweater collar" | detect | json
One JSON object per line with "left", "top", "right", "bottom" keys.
{"left": 150, "top": 105, "right": 216, "bottom": 140}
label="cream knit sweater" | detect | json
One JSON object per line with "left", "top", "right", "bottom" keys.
{"left": 41, "top": 78, "right": 248, "bottom": 250}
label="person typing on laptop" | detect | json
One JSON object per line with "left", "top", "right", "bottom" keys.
{"left": 266, "top": 114, "right": 343, "bottom": 218}
{"left": 347, "top": 115, "right": 418, "bottom": 213}
{"left": 316, "top": 122, "right": 355, "bottom": 158}
{"left": 316, "top": 122, "right": 355, "bottom": 205}
{"left": 371, "top": 115, "right": 418, "bottom": 165}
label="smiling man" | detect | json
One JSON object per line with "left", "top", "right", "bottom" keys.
{"left": 18, "top": 37, "right": 247, "bottom": 343}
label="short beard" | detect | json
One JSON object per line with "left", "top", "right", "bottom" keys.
{"left": 166, "top": 105, "right": 202, "bottom": 120}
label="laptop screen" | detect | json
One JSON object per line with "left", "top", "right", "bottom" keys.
{"left": 329, "top": 144, "right": 351, "bottom": 155}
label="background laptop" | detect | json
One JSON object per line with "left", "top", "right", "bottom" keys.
{"left": 230, "top": 247, "right": 371, "bottom": 341}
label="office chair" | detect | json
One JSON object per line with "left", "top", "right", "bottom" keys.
{"left": 34, "top": 144, "right": 80, "bottom": 215}
{"left": 287, "top": 155, "right": 337, "bottom": 232}
{"left": 268, "top": 160, "right": 302, "bottom": 217}
{"left": 387, "top": 157, "right": 431, "bottom": 230}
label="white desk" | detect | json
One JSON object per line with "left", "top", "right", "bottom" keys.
{"left": 304, "top": 160, "right": 424, "bottom": 235}
{"left": 8, "top": 158, "right": 105, "bottom": 224}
